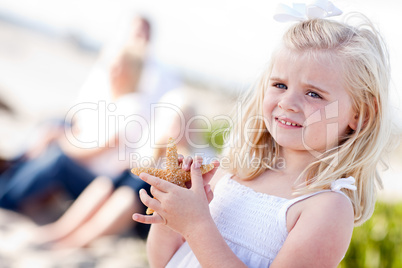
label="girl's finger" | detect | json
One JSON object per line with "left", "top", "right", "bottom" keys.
{"left": 182, "top": 155, "right": 193, "bottom": 171}
{"left": 132, "top": 212, "right": 165, "bottom": 225}
{"left": 139, "top": 172, "right": 171, "bottom": 192}
{"left": 139, "top": 188, "right": 161, "bottom": 212}
{"left": 177, "top": 154, "right": 184, "bottom": 164}
{"left": 150, "top": 185, "right": 165, "bottom": 199}
{"left": 190, "top": 156, "right": 205, "bottom": 190}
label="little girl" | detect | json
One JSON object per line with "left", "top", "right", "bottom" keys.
{"left": 133, "top": 9, "right": 392, "bottom": 268}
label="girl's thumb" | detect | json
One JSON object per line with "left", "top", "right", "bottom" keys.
{"left": 190, "top": 156, "right": 204, "bottom": 189}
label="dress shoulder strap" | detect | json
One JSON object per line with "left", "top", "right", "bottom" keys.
{"left": 278, "top": 176, "right": 357, "bottom": 228}
{"left": 289, "top": 176, "right": 357, "bottom": 206}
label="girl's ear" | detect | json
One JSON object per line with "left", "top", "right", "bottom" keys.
{"left": 348, "top": 112, "right": 359, "bottom": 131}
{"left": 349, "top": 97, "right": 377, "bottom": 131}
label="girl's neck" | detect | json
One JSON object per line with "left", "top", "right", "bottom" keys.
{"left": 276, "top": 147, "right": 316, "bottom": 178}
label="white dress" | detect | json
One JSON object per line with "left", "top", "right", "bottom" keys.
{"left": 166, "top": 173, "right": 356, "bottom": 268}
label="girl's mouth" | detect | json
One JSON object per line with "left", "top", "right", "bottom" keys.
{"left": 275, "top": 117, "right": 303, "bottom": 127}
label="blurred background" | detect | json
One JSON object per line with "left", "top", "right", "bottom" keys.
{"left": 0, "top": 0, "right": 401, "bottom": 267}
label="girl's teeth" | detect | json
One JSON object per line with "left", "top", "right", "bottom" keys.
{"left": 279, "top": 119, "right": 298, "bottom": 126}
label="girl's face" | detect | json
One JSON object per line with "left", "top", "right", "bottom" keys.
{"left": 263, "top": 49, "right": 358, "bottom": 154}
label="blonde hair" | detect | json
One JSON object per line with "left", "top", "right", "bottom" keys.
{"left": 225, "top": 14, "right": 392, "bottom": 225}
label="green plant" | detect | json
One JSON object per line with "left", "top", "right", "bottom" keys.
{"left": 204, "top": 123, "right": 229, "bottom": 154}
{"left": 339, "top": 201, "right": 402, "bottom": 268}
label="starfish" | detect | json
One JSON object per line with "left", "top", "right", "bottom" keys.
{"left": 131, "top": 137, "right": 215, "bottom": 214}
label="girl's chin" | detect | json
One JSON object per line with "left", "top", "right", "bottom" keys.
{"left": 274, "top": 140, "right": 304, "bottom": 151}
{"left": 274, "top": 139, "right": 323, "bottom": 153}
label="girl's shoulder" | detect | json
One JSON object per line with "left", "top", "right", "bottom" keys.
{"left": 290, "top": 190, "right": 354, "bottom": 230}
{"left": 276, "top": 191, "right": 355, "bottom": 266}
{"left": 295, "top": 191, "right": 354, "bottom": 244}
{"left": 300, "top": 190, "right": 354, "bottom": 219}
{"left": 288, "top": 177, "right": 357, "bottom": 228}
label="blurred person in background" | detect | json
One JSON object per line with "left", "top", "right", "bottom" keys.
{"left": 0, "top": 14, "right": 180, "bottom": 217}
{"left": 78, "top": 15, "right": 180, "bottom": 107}
{"left": 0, "top": 47, "right": 148, "bottom": 218}
{"left": 0, "top": 13, "right": 185, "bottom": 252}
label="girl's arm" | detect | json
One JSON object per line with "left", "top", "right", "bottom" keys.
{"left": 183, "top": 215, "right": 248, "bottom": 268}
{"left": 271, "top": 192, "right": 354, "bottom": 267}
{"left": 146, "top": 222, "right": 184, "bottom": 268}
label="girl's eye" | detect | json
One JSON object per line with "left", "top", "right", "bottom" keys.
{"left": 275, "top": 83, "right": 287, "bottom": 89}
{"left": 307, "top": 91, "right": 322, "bottom": 99}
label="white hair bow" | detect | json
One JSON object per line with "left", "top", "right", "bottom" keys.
{"left": 331, "top": 176, "right": 357, "bottom": 192}
{"left": 273, "top": 0, "right": 342, "bottom": 22}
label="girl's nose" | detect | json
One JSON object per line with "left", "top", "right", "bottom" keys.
{"left": 277, "top": 91, "right": 301, "bottom": 112}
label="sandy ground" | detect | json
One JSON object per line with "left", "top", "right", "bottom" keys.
{"left": 0, "top": 209, "right": 149, "bottom": 268}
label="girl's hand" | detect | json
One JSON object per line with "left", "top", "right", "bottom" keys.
{"left": 133, "top": 157, "right": 219, "bottom": 236}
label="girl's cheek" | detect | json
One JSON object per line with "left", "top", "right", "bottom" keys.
{"left": 262, "top": 103, "right": 272, "bottom": 124}
{"left": 303, "top": 105, "right": 326, "bottom": 126}
{"left": 262, "top": 94, "right": 274, "bottom": 112}
{"left": 262, "top": 103, "right": 275, "bottom": 134}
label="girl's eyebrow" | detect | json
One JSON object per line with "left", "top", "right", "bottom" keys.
{"left": 269, "top": 76, "right": 284, "bottom": 81}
